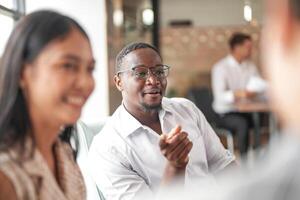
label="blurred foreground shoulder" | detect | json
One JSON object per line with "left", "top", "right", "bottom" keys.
{"left": 0, "top": 170, "right": 17, "bottom": 200}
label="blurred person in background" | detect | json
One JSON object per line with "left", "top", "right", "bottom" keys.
{"left": 168, "top": 0, "right": 300, "bottom": 199}
{"left": 212, "top": 32, "right": 266, "bottom": 157}
{"left": 0, "top": 10, "right": 95, "bottom": 199}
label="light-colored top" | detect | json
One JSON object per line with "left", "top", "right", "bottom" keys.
{"left": 165, "top": 129, "right": 300, "bottom": 200}
{"left": 0, "top": 137, "right": 86, "bottom": 200}
{"left": 212, "top": 55, "right": 262, "bottom": 114}
{"left": 88, "top": 97, "right": 235, "bottom": 200}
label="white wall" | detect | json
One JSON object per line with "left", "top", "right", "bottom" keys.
{"left": 26, "top": 0, "right": 109, "bottom": 123}
{"left": 0, "top": 15, "right": 14, "bottom": 56}
{"left": 161, "top": 0, "right": 264, "bottom": 27}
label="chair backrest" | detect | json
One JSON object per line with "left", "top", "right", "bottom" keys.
{"left": 74, "top": 120, "right": 106, "bottom": 200}
{"left": 187, "top": 87, "right": 220, "bottom": 125}
{"left": 81, "top": 121, "right": 106, "bottom": 149}
{"left": 187, "top": 88, "right": 235, "bottom": 153}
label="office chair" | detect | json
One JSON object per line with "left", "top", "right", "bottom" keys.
{"left": 74, "top": 120, "right": 106, "bottom": 200}
{"left": 187, "top": 87, "right": 234, "bottom": 153}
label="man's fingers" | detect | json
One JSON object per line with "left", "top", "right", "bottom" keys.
{"left": 166, "top": 125, "right": 181, "bottom": 141}
{"left": 177, "top": 142, "right": 193, "bottom": 161}
{"left": 171, "top": 142, "right": 193, "bottom": 168}
{"left": 163, "top": 131, "right": 190, "bottom": 154}
{"left": 176, "top": 156, "right": 190, "bottom": 168}
{"left": 159, "top": 134, "right": 168, "bottom": 149}
{"left": 163, "top": 132, "right": 188, "bottom": 156}
{"left": 167, "top": 131, "right": 187, "bottom": 145}
{"left": 166, "top": 138, "right": 191, "bottom": 161}
{"left": 168, "top": 133, "right": 188, "bottom": 151}
{"left": 160, "top": 127, "right": 192, "bottom": 163}
{"left": 167, "top": 141, "right": 193, "bottom": 168}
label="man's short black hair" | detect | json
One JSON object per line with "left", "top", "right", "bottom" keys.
{"left": 229, "top": 32, "right": 252, "bottom": 50}
{"left": 115, "top": 42, "right": 161, "bottom": 73}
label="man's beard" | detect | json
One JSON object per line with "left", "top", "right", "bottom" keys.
{"left": 141, "top": 102, "right": 162, "bottom": 112}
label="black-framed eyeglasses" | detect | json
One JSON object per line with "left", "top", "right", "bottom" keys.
{"left": 117, "top": 64, "right": 171, "bottom": 80}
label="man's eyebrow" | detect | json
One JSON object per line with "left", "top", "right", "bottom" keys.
{"left": 132, "top": 64, "right": 147, "bottom": 67}
{"left": 132, "top": 64, "right": 163, "bottom": 68}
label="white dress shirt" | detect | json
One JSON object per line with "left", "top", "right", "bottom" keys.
{"left": 212, "top": 55, "right": 262, "bottom": 114}
{"left": 88, "top": 97, "right": 234, "bottom": 200}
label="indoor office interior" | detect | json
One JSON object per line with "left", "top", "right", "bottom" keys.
{"left": 0, "top": 0, "right": 278, "bottom": 199}
{"left": 0, "top": 0, "right": 271, "bottom": 163}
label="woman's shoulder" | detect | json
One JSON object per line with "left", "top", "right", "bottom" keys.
{"left": 0, "top": 151, "right": 22, "bottom": 200}
{"left": 0, "top": 149, "right": 37, "bottom": 200}
{"left": 0, "top": 170, "right": 18, "bottom": 200}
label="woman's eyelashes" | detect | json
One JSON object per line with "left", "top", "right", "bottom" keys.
{"left": 87, "top": 64, "right": 95, "bottom": 74}
{"left": 61, "top": 61, "right": 78, "bottom": 72}
{"left": 58, "top": 59, "right": 95, "bottom": 75}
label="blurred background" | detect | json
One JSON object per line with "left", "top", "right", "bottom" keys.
{"left": 0, "top": 0, "right": 266, "bottom": 158}
{"left": 106, "top": 0, "right": 263, "bottom": 114}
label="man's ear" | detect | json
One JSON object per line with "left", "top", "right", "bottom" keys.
{"left": 114, "top": 75, "right": 123, "bottom": 92}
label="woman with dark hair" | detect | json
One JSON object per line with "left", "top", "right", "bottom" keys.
{"left": 0, "top": 10, "right": 95, "bottom": 199}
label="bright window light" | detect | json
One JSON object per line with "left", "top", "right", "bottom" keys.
{"left": 0, "top": 14, "right": 13, "bottom": 56}
{"left": 0, "top": 0, "right": 14, "bottom": 9}
{"left": 142, "top": 8, "right": 154, "bottom": 26}
{"left": 244, "top": 4, "right": 252, "bottom": 22}
{"left": 113, "top": 9, "right": 123, "bottom": 27}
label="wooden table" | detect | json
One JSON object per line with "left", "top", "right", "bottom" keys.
{"left": 234, "top": 101, "right": 271, "bottom": 148}
{"left": 235, "top": 101, "right": 270, "bottom": 113}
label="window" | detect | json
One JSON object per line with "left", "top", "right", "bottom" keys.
{"left": 0, "top": 14, "right": 13, "bottom": 55}
{"left": 1, "top": 0, "right": 13, "bottom": 9}
{"left": 0, "top": 0, "right": 25, "bottom": 55}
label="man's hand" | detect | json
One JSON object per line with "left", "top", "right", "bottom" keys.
{"left": 234, "top": 90, "right": 257, "bottom": 102}
{"left": 159, "top": 125, "right": 193, "bottom": 169}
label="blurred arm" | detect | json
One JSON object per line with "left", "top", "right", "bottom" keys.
{"left": 212, "top": 65, "right": 235, "bottom": 105}
{"left": 0, "top": 171, "right": 18, "bottom": 200}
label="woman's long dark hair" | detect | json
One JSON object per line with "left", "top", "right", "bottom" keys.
{"left": 0, "top": 10, "right": 90, "bottom": 153}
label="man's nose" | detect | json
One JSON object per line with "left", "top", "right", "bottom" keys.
{"left": 146, "top": 71, "right": 160, "bottom": 85}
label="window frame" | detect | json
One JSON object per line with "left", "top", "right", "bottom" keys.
{"left": 0, "top": 0, "right": 25, "bottom": 22}
{"left": 0, "top": 0, "right": 25, "bottom": 55}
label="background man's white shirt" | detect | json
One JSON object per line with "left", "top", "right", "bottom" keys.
{"left": 212, "top": 55, "right": 266, "bottom": 114}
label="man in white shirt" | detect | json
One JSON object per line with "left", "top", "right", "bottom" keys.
{"left": 88, "top": 42, "right": 235, "bottom": 200}
{"left": 211, "top": 33, "right": 263, "bottom": 156}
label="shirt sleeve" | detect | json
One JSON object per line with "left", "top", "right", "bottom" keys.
{"left": 246, "top": 63, "right": 268, "bottom": 93}
{"left": 212, "top": 64, "right": 235, "bottom": 105}
{"left": 88, "top": 138, "right": 154, "bottom": 200}
{"left": 191, "top": 101, "right": 235, "bottom": 173}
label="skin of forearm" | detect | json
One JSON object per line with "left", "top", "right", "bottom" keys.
{"left": 160, "top": 162, "right": 186, "bottom": 186}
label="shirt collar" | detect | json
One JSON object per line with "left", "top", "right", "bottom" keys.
{"left": 161, "top": 97, "right": 174, "bottom": 115}
{"left": 116, "top": 104, "right": 143, "bottom": 138}
{"left": 115, "top": 98, "right": 173, "bottom": 138}
{"left": 227, "top": 54, "right": 240, "bottom": 66}
{"left": 227, "top": 54, "right": 249, "bottom": 67}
